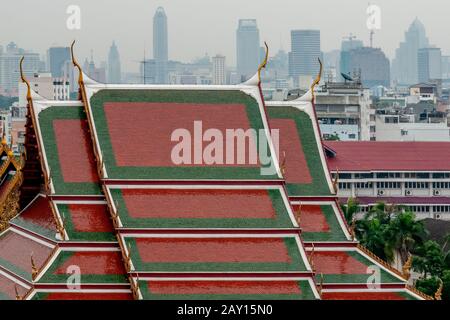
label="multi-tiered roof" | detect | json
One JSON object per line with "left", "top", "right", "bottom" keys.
{"left": 0, "top": 43, "right": 429, "bottom": 300}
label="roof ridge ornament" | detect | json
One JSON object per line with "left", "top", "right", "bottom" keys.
{"left": 257, "top": 41, "right": 269, "bottom": 85}
{"left": 71, "top": 40, "right": 84, "bottom": 87}
{"left": 242, "top": 42, "right": 269, "bottom": 86}
{"left": 19, "top": 57, "right": 32, "bottom": 103}
{"left": 310, "top": 58, "right": 323, "bottom": 102}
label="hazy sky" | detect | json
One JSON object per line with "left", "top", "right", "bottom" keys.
{"left": 1, "top": 0, "right": 449, "bottom": 72}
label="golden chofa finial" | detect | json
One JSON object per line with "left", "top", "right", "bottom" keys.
{"left": 435, "top": 278, "right": 443, "bottom": 300}
{"left": 310, "top": 58, "right": 323, "bottom": 102}
{"left": 257, "top": 41, "right": 269, "bottom": 85}
{"left": 1, "top": 123, "right": 7, "bottom": 146}
{"left": 19, "top": 57, "right": 32, "bottom": 102}
{"left": 70, "top": 40, "right": 84, "bottom": 86}
{"left": 402, "top": 253, "right": 413, "bottom": 280}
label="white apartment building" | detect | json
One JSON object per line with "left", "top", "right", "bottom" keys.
{"left": 316, "top": 81, "right": 375, "bottom": 141}
{"left": 326, "top": 141, "right": 450, "bottom": 220}
{"left": 212, "top": 55, "right": 226, "bottom": 85}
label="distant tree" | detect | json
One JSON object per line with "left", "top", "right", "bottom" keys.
{"left": 323, "top": 133, "right": 340, "bottom": 141}
{"left": 386, "top": 210, "right": 427, "bottom": 264}
{"left": 413, "top": 241, "right": 445, "bottom": 278}
{"left": 340, "top": 198, "right": 359, "bottom": 225}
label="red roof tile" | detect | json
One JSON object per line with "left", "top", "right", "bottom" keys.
{"left": 121, "top": 189, "right": 276, "bottom": 219}
{"left": 326, "top": 141, "right": 450, "bottom": 172}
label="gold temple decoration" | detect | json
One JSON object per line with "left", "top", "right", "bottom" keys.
{"left": 129, "top": 276, "right": 140, "bottom": 300}
{"left": 257, "top": 42, "right": 269, "bottom": 85}
{"left": 280, "top": 151, "right": 286, "bottom": 177}
{"left": 318, "top": 273, "right": 324, "bottom": 296}
{"left": 19, "top": 57, "right": 32, "bottom": 102}
{"left": 310, "top": 58, "right": 323, "bottom": 102}
{"left": 402, "top": 254, "right": 413, "bottom": 280}
{"left": 332, "top": 169, "right": 339, "bottom": 194}
{"left": 350, "top": 217, "right": 356, "bottom": 241}
{"left": 309, "top": 244, "right": 315, "bottom": 271}
{"left": 435, "top": 278, "right": 443, "bottom": 300}
{"left": 14, "top": 284, "right": 22, "bottom": 300}
{"left": 71, "top": 40, "right": 84, "bottom": 87}
{"left": 296, "top": 204, "right": 302, "bottom": 225}
{"left": 31, "top": 254, "right": 38, "bottom": 280}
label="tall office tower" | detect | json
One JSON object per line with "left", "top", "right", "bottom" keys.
{"left": 442, "top": 56, "right": 450, "bottom": 79}
{"left": 236, "top": 19, "right": 260, "bottom": 81}
{"left": 47, "top": 47, "right": 71, "bottom": 78}
{"left": 347, "top": 47, "right": 390, "bottom": 88}
{"left": 288, "top": 30, "right": 321, "bottom": 85}
{"left": 391, "top": 18, "right": 429, "bottom": 85}
{"left": 107, "top": 41, "right": 122, "bottom": 83}
{"left": 0, "top": 42, "right": 41, "bottom": 95}
{"left": 153, "top": 6, "right": 168, "bottom": 84}
{"left": 339, "top": 36, "right": 364, "bottom": 79}
{"left": 212, "top": 55, "right": 226, "bottom": 85}
{"left": 418, "top": 47, "right": 442, "bottom": 83}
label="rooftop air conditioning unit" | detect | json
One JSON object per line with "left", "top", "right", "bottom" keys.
{"left": 405, "top": 190, "right": 412, "bottom": 196}
{"left": 434, "top": 190, "right": 441, "bottom": 196}
{"left": 435, "top": 214, "right": 442, "bottom": 220}
{"left": 377, "top": 190, "right": 385, "bottom": 196}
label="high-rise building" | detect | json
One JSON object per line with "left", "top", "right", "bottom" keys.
{"left": 107, "top": 41, "right": 121, "bottom": 83}
{"left": 442, "top": 56, "right": 450, "bottom": 79}
{"left": 236, "top": 19, "right": 260, "bottom": 81}
{"left": 339, "top": 37, "right": 363, "bottom": 79}
{"left": 0, "top": 42, "right": 41, "bottom": 96}
{"left": 418, "top": 47, "right": 442, "bottom": 83}
{"left": 212, "top": 55, "right": 226, "bottom": 85}
{"left": 391, "top": 18, "right": 429, "bottom": 85}
{"left": 153, "top": 7, "right": 168, "bottom": 84}
{"left": 288, "top": 30, "right": 321, "bottom": 84}
{"left": 346, "top": 47, "right": 390, "bottom": 88}
{"left": 47, "top": 47, "right": 71, "bottom": 78}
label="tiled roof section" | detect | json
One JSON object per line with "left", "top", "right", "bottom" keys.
{"left": 125, "top": 236, "right": 307, "bottom": 272}
{"left": 0, "top": 230, "right": 53, "bottom": 281}
{"left": 56, "top": 204, "right": 115, "bottom": 242}
{"left": 293, "top": 204, "right": 348, "bottom": 242}
{"left": 325, "top": 141, "right": 450, "bottom": 172}
{"left": 11, "top": 195, "right": 57, "bottom": 240}
{"left": 322, "top": 291, "right": 418, "bottom": 300}
{"left": 38, "top": 251, "right": 127, "bottom": 284}
{"left": 309, "top": 250, "right": 401, "bottom": 284}
{"left": 139, "top": 280, "right": 317, "bottom": 300}
{"left": 109, "top": 187, "right": 295, "bottom": 229}
{"left": 31, "top": 292, "right": 133, "bottom": 300}
{"left": 89, "top": 89, "right": 278, "bottom": 180}
{"left": 0, "top": 273, "right": 29, "bottom": 300}
{"left": 38, "top": 106, "right": 101, "bottom": 195}
{"left": 267, "top": 106, "right": 331, "bottom": 196}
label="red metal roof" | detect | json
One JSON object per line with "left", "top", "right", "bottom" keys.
{"left": 325, "top": 141, "right": 450, "bottom": 172}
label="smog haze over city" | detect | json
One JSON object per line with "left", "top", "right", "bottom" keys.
{"left": 1, "top": 0, "right": 449, "bottom": 71}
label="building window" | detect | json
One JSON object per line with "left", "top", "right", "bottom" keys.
{"left": 338, "top": 182, "right": 351, "bottom": 190}
{"left": 405, "top": 182, "right": 429, "bottom": 189}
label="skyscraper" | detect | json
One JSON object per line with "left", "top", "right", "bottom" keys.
{"left": 0, "top": 42, "right": 41, "bottom": 95}
{"left": 391, "top": 18, "right": 429, "bottom": 85}
{"left": 107, "top": 41, "right": 121, "bottom": 83}
{"left": 153, "top": 7, "right": 168, "bottom": 84}
{"left": 47, "top": 47, "right": 71, "bottom": 78}
{"left": 347, "top": 47, "right": 390, "bottom": 88}
{"left": 418, "top": 47, "right": 442, "bottom": 83}
{"left": 339, "top": 37, "right": 364, "bottom": 80}
{"left": 212, "top": 55, "right": 226, "bottom": 85}
{"left": 289, "top": 30, "right": 321, "bottom": 84}
{"left": 236, "top": 19, "right": 260, "bottom": 81}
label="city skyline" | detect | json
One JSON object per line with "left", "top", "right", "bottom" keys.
{"left": 1, "top": 0, "right": 450, "bottom": 73}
